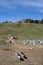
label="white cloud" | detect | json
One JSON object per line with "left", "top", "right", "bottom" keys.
{"left": 40, "top": 9, "right": 43, "bottom": 13}
{"left": 0, "top": 0, "right": 43, "bottom": 9}
{"left": 0, "top": 0, "right": 16, "bottom": 9}
{"left": 17, "top": 0, "right": 43, "bottom": 7}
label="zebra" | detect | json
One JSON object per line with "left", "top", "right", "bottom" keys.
{"left": 15, "top": 52, "right": 24, "bottom": 61}
{"left": 15, "top": 51, "right": 27, "bottom": 61}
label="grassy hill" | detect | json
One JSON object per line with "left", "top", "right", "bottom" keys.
{"left": 0, "top": 23, "right": 43, "bottom": 40}
{"left": 0, "top": 23, "right": 43, "bottom": 65}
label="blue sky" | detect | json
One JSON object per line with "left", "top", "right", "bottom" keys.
{"left": 0, "top": 0, "right": 43, "bottom": 22}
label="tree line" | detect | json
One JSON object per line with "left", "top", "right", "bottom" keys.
{"left": 23, "top": 19, "right": 43, "bottom": 24}
{"left": 2, "top": 19, "right": 43, "bottom": 24}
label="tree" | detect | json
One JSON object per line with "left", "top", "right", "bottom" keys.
{"left": 34, "top": 20, "right": 39, "bottom": 23}
{"left": 40, "top": 19, "right": 43, "bottom": 24}
{"left": 30, "top": 19, "right": 35, "bottom": 23}
{"left": 5, "top": 20, "right": 8, "bottom": 23}
{"left": 18, "top": 21, "right": 22, "bottom": 24}
{"left": 25, "top": 19, "right": 31, "bottom": 23}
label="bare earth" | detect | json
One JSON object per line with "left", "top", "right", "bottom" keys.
{"left": 0, "top": 43, "right": 43, "bottom": 65}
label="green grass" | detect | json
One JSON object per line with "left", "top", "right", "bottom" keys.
{"left": 0, "top": 40, "right": 7, "bottom": 45}
{"left": 0, "top": 23, "right": 43, "bottom": 40}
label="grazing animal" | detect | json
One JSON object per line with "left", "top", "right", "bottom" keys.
{"left": 8, "top": 35, "right": 17, "bottom": 44}
{"left": 15, "top": 53, "right": 24, "bottom": 61}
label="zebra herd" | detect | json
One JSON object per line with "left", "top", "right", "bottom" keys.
{"left": 7, "top": 34, "right": 43, "bottom": 61}
{"left": 17, "top": 40, "right": 43, "bottom": 45}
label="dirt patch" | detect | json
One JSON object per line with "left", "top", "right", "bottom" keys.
{"left": 0, "top": 43, "right": 43, "bottom": 65}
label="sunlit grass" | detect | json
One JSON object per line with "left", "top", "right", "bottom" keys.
{"left": 0, "top": 23, "right": 43, "bottom": 40}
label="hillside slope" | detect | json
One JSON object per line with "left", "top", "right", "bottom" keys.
{"left": 0, "top": 23, "right": 43, "bottom": 40}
